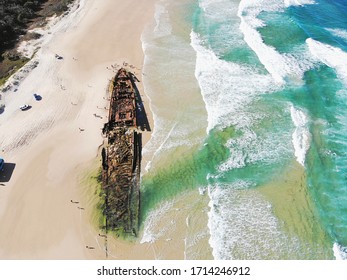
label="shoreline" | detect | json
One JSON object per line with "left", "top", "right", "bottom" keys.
{"left": 0, "top": 0, "right": 157, "bottom": 259}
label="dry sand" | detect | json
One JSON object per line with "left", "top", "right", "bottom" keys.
{"left": 0, "top": 0, "right": 160, "bottom": 259}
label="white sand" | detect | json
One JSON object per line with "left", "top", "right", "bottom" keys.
{"left": 0, "top": 0, "right": 156, "bottom": 259}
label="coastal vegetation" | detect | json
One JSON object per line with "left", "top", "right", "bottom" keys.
{"left": 0, "top": 0, "right": 74, "bottom": 85}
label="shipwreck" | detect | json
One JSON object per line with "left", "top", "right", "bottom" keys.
{"left": 102, "top": 68, "right": 149, "bottom": 236}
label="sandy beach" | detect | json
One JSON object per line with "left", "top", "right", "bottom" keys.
{"left": 0, "top": 0, "right": 160, "bottom": 259}
{"left": 2, "top": 0, "right": 337, "bottom": 262}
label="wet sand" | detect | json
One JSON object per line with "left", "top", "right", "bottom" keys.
{"left": 259, "top": 161, "right": 334, "bottom": 259}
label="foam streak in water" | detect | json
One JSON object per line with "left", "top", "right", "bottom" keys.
{"left": 333, "top": 243, "right": 347, "bottom": 260}
{"left": 326, "top": 28, "right": 347, "bottom": 42}
{"left": 283, "top": 0, "right": 315, "bottom": 7}
{"left": 140, "top": 201, "right": 174, "bottom": 244}
{"left": 237, "top": 0, "right": 314, "bottom": 84}
{"left": 190, "top": 31, "right": 277, "bottom": 132}
{"left": 290, "top": 105, "right": 311, "bottom": 166}
{"left": 306, "top": 38, "right": 347, "bottom": 85}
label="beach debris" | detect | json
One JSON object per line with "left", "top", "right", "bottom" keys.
{"left": 55, "top": 54, "right": 63, "bottom": 60}
{"left": 93, "top": 113, "right": 103, "bottom": 119}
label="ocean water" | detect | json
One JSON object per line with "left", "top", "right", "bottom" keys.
{"left": 140, "top": 0, "right": 347, "bottom": 259}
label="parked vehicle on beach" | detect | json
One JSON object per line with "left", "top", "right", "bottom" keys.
{"left": 0, "top": 157, "right": 4, "bottom": 171}
{"left": 20, "top": 104, "right": 31, "bottom": 111}
{"left": 33, "top": 93, "right": 42, "bottom": 101}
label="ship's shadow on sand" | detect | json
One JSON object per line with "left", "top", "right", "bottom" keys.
{"left": 130, "top": 73, "right": 151, "bottom": 132}
{"left": 0, "top": 163, "right": 16, "bottom": 183}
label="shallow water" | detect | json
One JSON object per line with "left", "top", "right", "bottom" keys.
{"left": 140, "top": 0, "right": 347, "bottom": 259}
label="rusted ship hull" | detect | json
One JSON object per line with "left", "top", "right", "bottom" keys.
{"left": 102, "top": 68, "right": 143, "bottom": 235}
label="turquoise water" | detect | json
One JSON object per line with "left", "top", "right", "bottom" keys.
{"left": 140, "top": 0, "right": 347, "bottom": 259}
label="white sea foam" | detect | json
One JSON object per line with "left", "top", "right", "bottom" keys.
{"left": 333, "top": 243, "right": 347, "bottom": 260}
{"left": 219, "top": 126, "right": 292, "bottom": 171}
{"left": 283, "top": 0, "right": 316, "bottom": 7}
{"left": 198, "top": 0, "right": 247, "bottom": 57}
{"left": 198, "top": 0, "right": 238, "bottom": 21}
{"left": 190, "top": 31, "right": 277, "bottom": 133}
{"left": 207, "top": 183, "right": 301, "bottom": 259}
{"left": 191, "top": 29, "right": 293, "bottom": 172}
{"left": 326, "top": 28, "right": 347, "bottom": 42}
{"left": 290, "top": 105, "right": 311, "bottom": 166}
{"left": 198, "top": 187, "right": 207, "bottom": 195}
{"left": 192, "top": 2, "right": 317, "bottom": 259}
{"left": 237, "top": 0, "right": 314, "bottom": 85}
{"left": 307, "top": 38, "right": 347, "bottom": 85}
{"left": 140, "top": 201, "right": 175, "bottom": 244}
